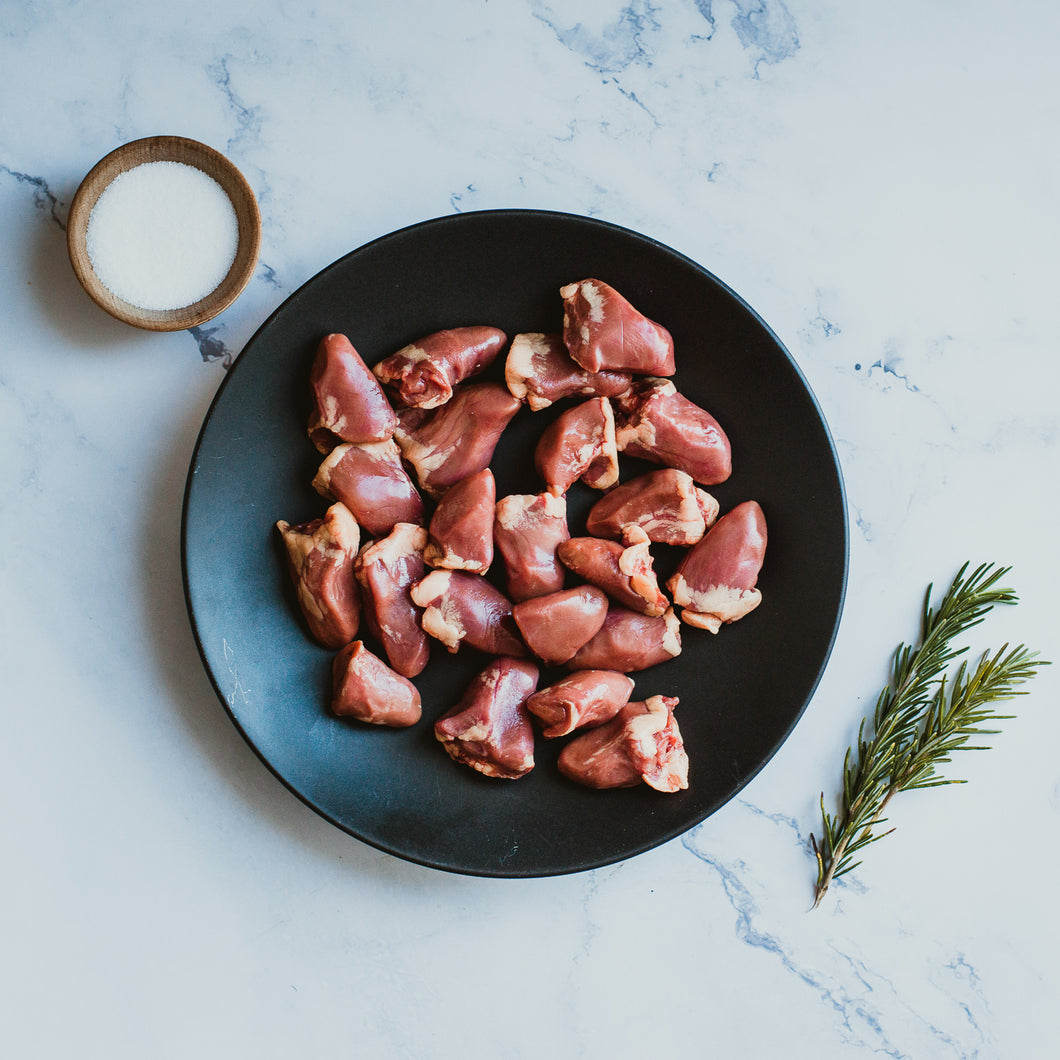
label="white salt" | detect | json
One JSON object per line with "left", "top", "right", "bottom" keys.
{"left": 86, "top": 160, "right": 240, "bottom": 311}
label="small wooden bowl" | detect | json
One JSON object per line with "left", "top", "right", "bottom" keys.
{"left": 67, "top": 135, "right": 261, "bottom": 331}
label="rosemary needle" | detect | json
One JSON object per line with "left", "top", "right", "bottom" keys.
{"left": 809, "top": 562, "right": 1048, "bottom": 909}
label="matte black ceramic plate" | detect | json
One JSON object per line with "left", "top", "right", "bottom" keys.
{"left": 181, "top": 209, "right": 848, "bottom": 877}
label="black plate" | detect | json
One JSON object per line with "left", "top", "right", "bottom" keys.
{"left": 181, "top": 209, "right": 848, "bottom": 877}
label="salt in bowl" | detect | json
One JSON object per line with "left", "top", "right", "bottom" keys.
{"left": 67, "top": 135, "right": 261, "bottom": 332}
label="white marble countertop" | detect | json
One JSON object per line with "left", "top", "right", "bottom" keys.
{"left": 3, "top": 2, "right": 1058, "bottom": 1057}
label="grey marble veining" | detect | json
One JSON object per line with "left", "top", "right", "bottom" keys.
{"left": 2, "top": 2, "right": 1058, "bottom": 1057}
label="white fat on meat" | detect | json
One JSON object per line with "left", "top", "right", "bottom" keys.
{"left": 585, "top": 469, "right": 719, "bottom": 547}
{"left": 581, "top": 398, "right": 618, "bottom": 490}
{"left": 368, "top": 521, "right": 428, "bottom": 565}
{"left": 394, "top": 343, "right": 430, "bottom": 364}
{"left": 634, "top": 479, "right": 718, "bottom": 542}
{"left": 626, "top": 696, "right": 689, "bottom": 792}
{"left": 394, "top": 430, "right": 450, "bottom": 480}
{"left": 311, "top": 442, "right": 348, "bottom": 496}
{"left": 423, "top": 540, "right": 479, "bottom": 572}
{"left": 561, "top": 280, "right": 606, "bottom": 323}
{"left": 449, "top": 720, "right": 492, "bottom": 743}
{"left": 275, "top": 502, "right": 362, "bottom": 648}
{"left": 614, "top": 414, "right": 656, "bottom": 452}
{"left": 503, "top": 333, "right": 540, "bottom": 404}
{"left": 616, "top": 525, "right": 651, "bottom": 578}
{"left": 320, "top": 394, "right": 346, "bottom": 436}
{"left": 669, "top": 577, "right": 763, "bottom": 634}
{"left": 278, "top": 506, "right": 360, "bottom": 563}
{"left": 581, "top": 281, "right": 607, "bottom": 322}
{"left": 541, "top": 491, "right": 566, "bottom": 520}
{"left": 495, "top": 491, "right": 566, "bottom": 532}
{"left": 660, "top": 607, "right": 683, "bottom": 657}
{"left": 312, "top": 438, "right": 407, "bottom": 497}
{"left": 410, "top": 570, "right": 466, "bottom": 651}
{"left": 614, "top": 526, "right": 665, "bottom": 614}
{"left": 278, "top": 509, "right": 359, "bottom": 574}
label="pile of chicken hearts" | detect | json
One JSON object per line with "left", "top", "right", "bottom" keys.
{"left": 276, "top": 279, "right": 767, "bottom": 795}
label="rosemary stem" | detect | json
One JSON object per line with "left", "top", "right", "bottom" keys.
{"left": 813, "top": 786, "right": 898, "bottom": 907}
{"left": 807, "top": 562, "right": 1047, "bottom": 909}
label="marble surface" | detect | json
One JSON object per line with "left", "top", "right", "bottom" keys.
{"left": 3, "top": 2, "right": 1058, "bottom": 1057}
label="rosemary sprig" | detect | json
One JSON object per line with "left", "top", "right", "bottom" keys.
{"left": 810, "top": 562, "right": 1048, "bottom": 908}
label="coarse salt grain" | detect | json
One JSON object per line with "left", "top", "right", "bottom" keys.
{"left": 85, "top": 160, "right": 240, "bottom": 311}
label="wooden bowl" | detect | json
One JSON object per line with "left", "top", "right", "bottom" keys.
{"left": 67, "top": 135, "right": 261, "bottom": 331}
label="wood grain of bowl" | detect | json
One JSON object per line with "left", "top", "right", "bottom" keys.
{"left": 67, "top": 135, "right": 261, "bottom": 331}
